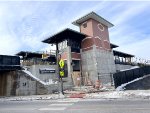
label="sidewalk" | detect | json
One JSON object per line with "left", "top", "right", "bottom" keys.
{"left": 1, "top": 87, "right": 150, "bottom": 101}
{"left": 0, "top": 86, "right": 100, "bottom": 101}
{"left": 0, "top": 93, "right": 65, "bottom": 102}
{"left": 84, "top": 90, "right": 150, "bottom": 99}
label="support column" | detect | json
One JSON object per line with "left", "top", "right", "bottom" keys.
{"left": 67, "top": 46, "right": 74, "bottom": 87}
{"left": 125, "top": 57, "right": 127, "bottom": 63}
{"left": 56, "top": 43, "right": 59, "bottom": 80}
{"left": 80, "top": 49, "right": 84, "bottom": 86}
{"left": 122, "top": 57, "right": 123, "bottom": 63}
{"left": 56, "top": 43, "right": 63, "bottom": 94}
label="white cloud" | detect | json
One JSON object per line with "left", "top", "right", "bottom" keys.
{"left": 114, "top": 37, "right": 150, "bottom": 59}
{"left": 0, "top": 35, "right": 21, "bottom": 55}
{"left": 107, "top": 2, "right": 150, "bottom": 60}
{"left": 111, "top": 3, "right": 150, "bottom": 25}
{"left": 39, "top": 1, "right": 111, "bottom": 51}
{"left": 0, "top": 1, "right": 150, "bottom": 60}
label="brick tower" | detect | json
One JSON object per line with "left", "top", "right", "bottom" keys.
{"left": 72, "top": 12, "right": 116, "bottom": 86}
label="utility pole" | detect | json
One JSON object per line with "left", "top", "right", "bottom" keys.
{"left": 59, "top": 59, "right": 65, "bottom": 95}
{"left": 60, "top": 75, "right": 64, "bottom": 95}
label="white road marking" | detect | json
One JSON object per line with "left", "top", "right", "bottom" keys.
{"left": 80, "top": 99, "right": 105, "bottom": 101}
{"left": 38, "top": 98, "right": 80, "bottom": 111}
{"left": 49, "top": 103, "right": 73, "bottom": 106}
{"left": 38, "top": 107, "right": 66, "bottom": 111}
{"left": 57, "top": 99, "right": 80, "bottom": 103}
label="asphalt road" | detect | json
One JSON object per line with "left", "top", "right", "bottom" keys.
{"left": 0, "top": 98, "right": 150, "bottom": 113}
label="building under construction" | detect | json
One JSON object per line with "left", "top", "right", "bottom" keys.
{"left": 1, "top": 12, "right": 149, "bottom": 96}
{"left": 42, "top": 12, "right": 135, "bottom": 87}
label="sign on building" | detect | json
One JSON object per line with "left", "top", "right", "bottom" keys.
{"left": 39, "top": 68, "right": 55, "bottom": 74}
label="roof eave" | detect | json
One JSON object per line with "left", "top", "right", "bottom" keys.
{"left": 110, "top": 43, "right": 119, "bottom": 48}
{"left": 72, "top": 21, "right": 114, "bottom": 28}
{"left": 72, "top": 12, "right": 114, "bottom": 28}
{"left": 113, "top": 50, "right": 135, "bottom": 57}
{"left": 42, "top": 28, "right": 87, "bottom": 44}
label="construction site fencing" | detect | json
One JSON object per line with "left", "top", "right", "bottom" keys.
{"left": 113, "top": 66, "right": 150, "bottom": 88}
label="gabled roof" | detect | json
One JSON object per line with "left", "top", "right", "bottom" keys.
{"left": 42, "top": 28, "right": 87, "bottom": 44}
{"left": 72, "top": 11, "right": 114, "bottom": 28}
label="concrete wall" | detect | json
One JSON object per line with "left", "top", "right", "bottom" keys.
{"left": 17, "top": 70, "right": 60, "bottom": 95}
{"left": 0, "top": 71, "right": 18, "bottom": 96}
{"left": 0, "top": 71, "right": 36, "bottom": 96}
{"left": 0, "top": 69, "right": 72, "bottom": 96}
{"left": 26, "top": 63, "right": 74, "bottom": 93}
{"left": 15, "top": 71, "right": 36, "bottom": 96}
{"left": 28, "top": 65, "right": 58, "bottom": 82}
{"left": 81, "top": 47, "right": 116, "bottom": 86}
{"left": 115, "top": 64, "right": 133, "bottom": 71}
{"left": 0, "top": 70, "right": 54, "bottom": 96}
{"left": 0, "top": 72, "right": 7, "bottom": 96}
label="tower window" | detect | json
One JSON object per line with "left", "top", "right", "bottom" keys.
{"left": 82, "top": 22, "right": 87, "bottom": 28}
{"left": 98, "top": 23, "right": 104, "bottom": 31}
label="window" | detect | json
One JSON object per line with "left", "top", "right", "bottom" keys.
{"left": 58, "top": 40, "right": 67, "bottom": 51}
{"left": 82, "top": 22, "right": 87, "bottom": 28}
{"left": 98, "top": 23, "right": 104, "bottom": 31}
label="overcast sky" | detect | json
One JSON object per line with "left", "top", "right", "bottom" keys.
{"left": 0, "top": 1, "right": 150, "bottom": 60}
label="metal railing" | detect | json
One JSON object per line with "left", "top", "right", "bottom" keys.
{"left": 114, "top": 58, "right": 150, "bottom": 66}
{"left": 21, "top": 59, "right": 56, "bottom": 66}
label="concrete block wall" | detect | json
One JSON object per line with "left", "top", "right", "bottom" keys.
{"left": 24, "top": 63, "right": 74, "bottom": 94}
{"left": 16, "top": 71, "right": 37, "bottom": 96}
{"left": 28, "top": 65, "right": 58, "bottom": 82}
{"left": 0, "top": 71, "right": 36, "bottom": 96}
{"left": 0, "top": 70, "right": 72, "bottom": 96}
{"left": 81, "top": 48, "right": 116, "bottom": 86}
{"left": 17, "top": 70, "right": 60, "bottom": 95}
{"left": 96, "top": 49, "right": 116, "bottom": 74}
{"left": 81, "top": 49, "right": 97, "bottom": 82}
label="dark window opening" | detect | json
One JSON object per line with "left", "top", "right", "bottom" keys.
{"left": 72, "top": 60, "right": 80, "bottom": 71}
{"left": 83, "top": 23, "right": 87, "bottom": 28}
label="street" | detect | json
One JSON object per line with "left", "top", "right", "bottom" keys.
{"left": 0, "top": 98, "right": 150, "bottom": 113}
